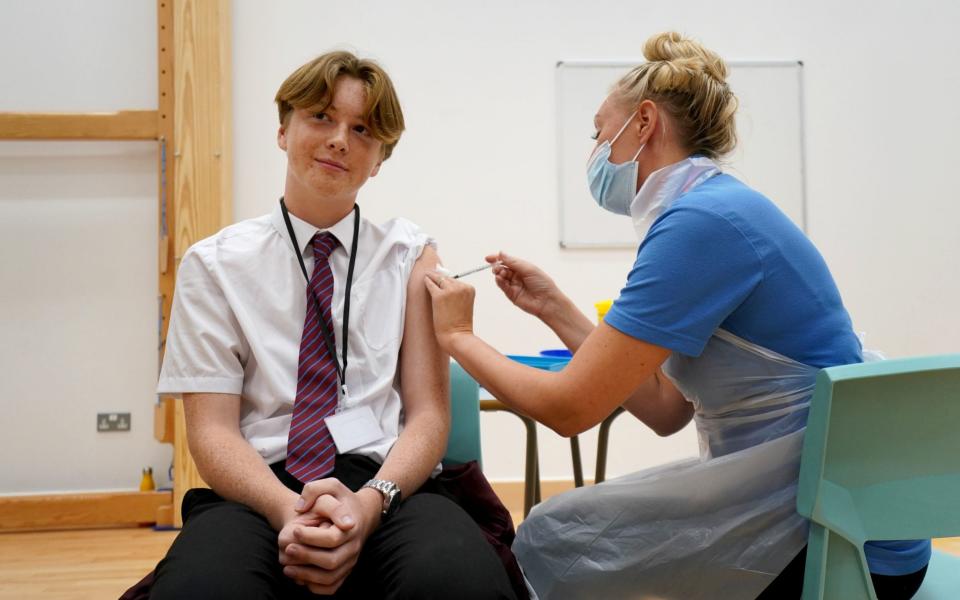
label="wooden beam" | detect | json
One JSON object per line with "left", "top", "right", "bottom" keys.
{"left": 0, "top": 111, "right": 159, "bottom": 140}
{"left": 0, "top": 491, "right": 172, "bottom": 532}
{"left": 158, "top": 0, "right": 176, "bottom": 341}
{"left": 173, "top": 398, "right": 208, "bottom": 526}
{"left": 172, "top": 0, "right": 233, "bottom": 260}
{"left": 154, "top": 397, "right": 175, "bottom": 444}
{"left": 156, "top": 4, "right": 178, "bottom": 534}
{"left": 163, "top": 0, "right": 232, "bottom": 527}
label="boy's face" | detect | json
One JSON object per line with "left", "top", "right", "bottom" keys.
{"left": 278, "top": 76, "right": 384, "bottom": 206}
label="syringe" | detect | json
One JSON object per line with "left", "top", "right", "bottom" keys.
{"left": 436, "top": 261, "right": 503, "bottom": 279}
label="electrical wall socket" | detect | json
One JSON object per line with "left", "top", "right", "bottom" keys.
{"left": 97, "top": 412, "right": 131, "bottom": 432}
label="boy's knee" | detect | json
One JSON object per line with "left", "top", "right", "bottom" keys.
{"left": 149, "top": 499, "right": 283, "bottom": 600}
{"left": 151, "top": 571, "right": 269, "bottom": 600}
{"left": 388, "top": 494, "right": 517, "bottom": 599}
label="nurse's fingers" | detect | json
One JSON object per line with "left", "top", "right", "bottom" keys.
{"left": 425, "top": 270, "right": 447, "bottom": 289}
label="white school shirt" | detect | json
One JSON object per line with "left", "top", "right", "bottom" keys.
{"left": 158, "top": 202, "right": 435, "bottom": 466}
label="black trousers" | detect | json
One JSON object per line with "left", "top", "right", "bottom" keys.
{"left": 150, "top": 455, "right": 517, "bottom": 600}
{"left": 756, "top": 546, "right": 928, "bottom": 600}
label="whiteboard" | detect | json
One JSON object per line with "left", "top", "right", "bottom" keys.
{"left": 556, "top": 60, "right": 806, "bottom": 248}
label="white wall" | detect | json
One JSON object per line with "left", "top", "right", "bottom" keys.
{"left": 0, "top": 1, "right": 167, "bottom": 493}
{"left": 232, "top": 0, "right": 960, "bottom": 481}
{"left": 2, "top": 0, "right": 958, "bottom": 492}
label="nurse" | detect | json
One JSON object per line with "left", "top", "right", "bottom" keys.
{"left": 424, "top": 31, "right": 930, "bottom": 600}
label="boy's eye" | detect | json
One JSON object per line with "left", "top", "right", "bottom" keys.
{"left": 314, "top": 112, "right": 329, "bottom": 121}
{"left": 353, "top": 125, "right": 369, "bottom": 135}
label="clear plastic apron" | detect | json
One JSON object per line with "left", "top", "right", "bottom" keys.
{"left": 514, "top": 329, "right": 817, "bottom": 600}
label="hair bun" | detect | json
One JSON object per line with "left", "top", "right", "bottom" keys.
{"left": 614, "top": 31, "right": 738, "bottom": 158}
{"left": 643, "top": 31, "right": 727, "bottom": 83}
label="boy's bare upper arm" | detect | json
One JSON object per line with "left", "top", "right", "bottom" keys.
{"left": 182, "top": 392, "right": 242, "bottom": 442}
{"left": 398, "top": 245, "right": 449, "bottom": 420}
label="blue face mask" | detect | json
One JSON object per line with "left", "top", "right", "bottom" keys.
{"left": 586, "top": 113, "right": 645, "bottom": 216}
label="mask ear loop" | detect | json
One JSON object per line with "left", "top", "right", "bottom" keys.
{"left": 610, "top": 112, "right": 637, "bottom": 146}
{"left": 616, "top": 112, "right": 645, "bottom": 163}
{"left": 585, "top": 112, "right": 636, "bottom": 169}
{"left": 589, "top": 111, "right": 645, "bottom": 170}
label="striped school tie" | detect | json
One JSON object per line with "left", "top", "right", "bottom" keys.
{"left": 286, "top": 231, "right": 341, "bottom": 483}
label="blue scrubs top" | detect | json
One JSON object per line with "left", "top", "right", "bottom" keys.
{"left": 605, "top": 173, "right": 930, "bottom": 576}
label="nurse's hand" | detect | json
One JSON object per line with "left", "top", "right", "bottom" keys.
{"left": 486, "top": 252, "right": 561, "bottom": 320}
{"left": 424, "top": 270, "right": 475, "bottom": 350}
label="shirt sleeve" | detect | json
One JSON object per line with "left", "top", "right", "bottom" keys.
{"left": 604, "top": 205, "right": 763, "bottom": 357}
{"left": 157, "top": 245, "right": 248, "bottom": 395}
{"left": 391, "top": 218, "right": 437, "bottom": 283}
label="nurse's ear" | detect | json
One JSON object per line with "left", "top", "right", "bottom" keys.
{"left": 633, "top": 99, "right": 660, "bottom": 147}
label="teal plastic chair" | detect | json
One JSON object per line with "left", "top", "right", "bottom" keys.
{"left": 797, "top": 354, "right": 960, "bottom": 599}
{"left": 444, "top": 361, "right": 482, "bottom": 467}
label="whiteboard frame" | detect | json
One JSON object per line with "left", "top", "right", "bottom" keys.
{"left": 555, "top": 59, "right": 807, "bottom": 249}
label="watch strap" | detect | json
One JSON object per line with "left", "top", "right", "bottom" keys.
{"left": 362, "top": 478, "right": 402, "bottom": 519}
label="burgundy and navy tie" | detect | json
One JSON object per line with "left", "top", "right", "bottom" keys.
{"left": 286, "top": 231, "right": 341, "bottom": 483}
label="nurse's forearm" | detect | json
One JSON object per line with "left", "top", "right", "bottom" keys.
{"left": 621, "top": 370, "right": 693, "bottom": 436}
{"left": 446, "top": 332, "right": 582, "bottom": 434}
{"left": 541, "top": 293, "right": 596, "bottom": 353}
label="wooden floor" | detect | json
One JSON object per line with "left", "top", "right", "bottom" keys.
{"left": 2, "top": 523, "right": 958, "bottom": 599}
{"left": 0, "top": 527, "right": 178, "bottom": 600}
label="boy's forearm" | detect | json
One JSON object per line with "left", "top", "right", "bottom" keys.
{"left": 184, "top": 395, "right": 300, "bottom": 530}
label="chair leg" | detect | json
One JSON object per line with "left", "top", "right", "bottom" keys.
{"left": 803, "top": 523, "right": 877, "bottom": 600}
{"left": 534, "top": 459, "right": 541, "bottom": 504}
{"left": 479, "top": 401, "right": 541, "bottom": 518}
{"left": 802, "top": 523, "right": 829, "bottom": 600}
{"left": 569, "top": 435, "right": 584, "bottom": 487}
{"left": 595, "top": 407, "right": 624, "bottom": 484}
{"left": 521, "top": 415, "right": 539, "bottom": 517}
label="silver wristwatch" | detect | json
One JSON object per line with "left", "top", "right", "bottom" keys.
{"left": 362, "top": 478, "right": 402, "bottom": 519}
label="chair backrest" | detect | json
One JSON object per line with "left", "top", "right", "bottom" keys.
{"left": 443, "top": 361, "right": 482, "bottom": 467}
{"left": 797, "top": 354, "right": 960, "bottom": 599}
{"left": 798, "top": 354, "right": 960, "bottom": 545}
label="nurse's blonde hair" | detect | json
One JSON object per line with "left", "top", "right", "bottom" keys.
{"left": 614, "top": 32, "right": 738, "bottom": 159}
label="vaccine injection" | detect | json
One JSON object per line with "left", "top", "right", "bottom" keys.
{"left": 437, "top": 260, "right": 503, "bottom": 279}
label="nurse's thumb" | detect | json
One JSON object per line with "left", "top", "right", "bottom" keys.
{"left": 488, "top": 251, "right": 528, "bottom": 275}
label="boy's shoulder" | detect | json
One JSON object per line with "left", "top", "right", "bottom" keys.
{"left": 181, "top": 214, "right": 275, "bottom": 268}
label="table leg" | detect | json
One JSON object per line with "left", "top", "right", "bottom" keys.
{"left": 478, "top": 399, "right": 543, "bottom": 517}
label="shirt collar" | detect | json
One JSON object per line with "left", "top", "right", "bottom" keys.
{"left": 271, "top": 201, "right": 358, "bottom": 258}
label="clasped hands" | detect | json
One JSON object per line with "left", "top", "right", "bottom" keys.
{"left": 277, "top": 478, "right": 382, "bottom": 595}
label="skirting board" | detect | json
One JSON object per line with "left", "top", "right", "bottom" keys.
{"left": 0, "top": 479, "right": 585, "bottom": 532}
{"left": 0, "top": 491, "right": 172, "bottom": 532}
{"left": 492, "top": 479, "right": 593, "bottom": 520}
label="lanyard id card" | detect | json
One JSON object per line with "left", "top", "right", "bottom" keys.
{"left": 324, "top": 406, "right": 384, "bottom": 453}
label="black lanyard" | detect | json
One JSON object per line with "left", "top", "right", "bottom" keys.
{"left": 280, "top": 197, "right": 359, "bottom": 396}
